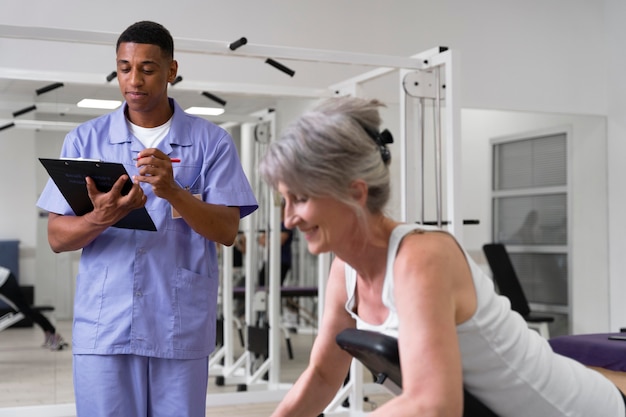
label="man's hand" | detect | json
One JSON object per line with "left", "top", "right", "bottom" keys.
{"left": 83, "top": 174, "right": 147, "bottom": 227}
{"left": 134, "top": 148, "right": 181, "bottom": 200}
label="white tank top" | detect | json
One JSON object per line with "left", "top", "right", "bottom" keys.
{"left": 344, "top": 223, "right": 624, "bottom": 417}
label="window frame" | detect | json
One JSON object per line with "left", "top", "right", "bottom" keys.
{"left": 489, "top": 126, "right": 571, "bottom": 315}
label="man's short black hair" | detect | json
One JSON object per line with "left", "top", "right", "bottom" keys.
{"left": 116, "top": 21, "right": 174, "bottom": 59}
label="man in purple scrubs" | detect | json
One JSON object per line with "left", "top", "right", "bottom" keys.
{"left": 37, "top": 21, "right": 257, "bottom": 417}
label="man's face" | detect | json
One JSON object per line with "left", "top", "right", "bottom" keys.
{"left": 116, "top": 42, "right": 177, "bottom": 118}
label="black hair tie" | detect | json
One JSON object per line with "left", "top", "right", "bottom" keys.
{"left": 363, "top": 127, "right": 393, "bottom": 164}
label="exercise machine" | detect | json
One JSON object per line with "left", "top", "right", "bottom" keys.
{"left": 335, "top": 328, "right": 499, "bottom": 417}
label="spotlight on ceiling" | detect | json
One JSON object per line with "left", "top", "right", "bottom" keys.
{"left": 201, "top": 91, "right": 227, "bottom": 107}
{"left": 265, "top": 58, "right": 295, "bottom": 77}
{"left": 229, "top": 37, "right": 247, "bottom": 51}
{"left": 36, "top": 82, "right": 64, "bottom": 96}
{"left": 0, "top": 122, "right": 15, "bottom": 132}
{"left": 12, "top": 105, "right": 37, "bottom": 118}
{"left": 170, "top": 76, "right": 183, "bottom": 86}
{"left": 106, "top": 71, "right": 117, "bottom": 82}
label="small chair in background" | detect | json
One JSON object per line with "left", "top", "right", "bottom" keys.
{"left": 482, "top": 243, "right": 554, "bottom": 338}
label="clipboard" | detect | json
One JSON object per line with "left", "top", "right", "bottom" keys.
{"left": 39, "top": 158, "right": 157, "bottom": 231}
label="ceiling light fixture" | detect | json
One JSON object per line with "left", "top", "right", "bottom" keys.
{"left": 77, "top": 99, "right": 122, "bottom": 110}
{"left": 13, "top": 105, "right": 37, "bottom": 117}
{"left": 265, "top": 58, "right": 295, "bottom": 77}
{"left": 170, "top": 76, "right": 183, "bottom": 86}
{"left": 36, "top": 82, "right": 64, "bottom": 96}
{"left": 229, "top": 37, "right": 247, "bottom": 51}
{"left": 106, "top": 71, "right": 117, "bottom": 82}
{"left": 185, "top": 107, "right": 225, "bottom": 116}
{"left": 0, "top": 122, "right": 15, "bottom": 132}
{"left": 201, "top": 91, "right": 227, "bottom": 106}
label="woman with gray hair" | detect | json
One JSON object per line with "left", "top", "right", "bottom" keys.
{"left": 259, "top": 96, "right": 626, "bottom": 417}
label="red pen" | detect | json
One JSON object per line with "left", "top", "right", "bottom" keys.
{"left": 134, "top": 157, "right": 181, "bottom": 163}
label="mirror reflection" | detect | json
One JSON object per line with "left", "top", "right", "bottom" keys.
{"left": 0, "top": 104, "right": 608, "bottom": 411}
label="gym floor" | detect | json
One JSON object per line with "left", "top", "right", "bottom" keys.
{"left": 0, "top": 319, "right": 392, "bottom": 416}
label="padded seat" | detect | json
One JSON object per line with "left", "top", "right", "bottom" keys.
{"left": 336, "top": 328, "right": 500, "bottom": 417}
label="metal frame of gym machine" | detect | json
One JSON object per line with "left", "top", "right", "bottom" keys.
{"left": 210, "top": 45, "right": 461, "bottom": 412}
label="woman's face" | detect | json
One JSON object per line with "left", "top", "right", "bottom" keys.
{"left": 278, "top": 182, "right": 354, "bottom": 255}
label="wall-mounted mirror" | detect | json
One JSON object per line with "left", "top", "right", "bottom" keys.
{"left": 0, "top": 17, "right": 612, "bottom": 413}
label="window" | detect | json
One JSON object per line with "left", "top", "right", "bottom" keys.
{"left": 491, "top": 131, "right": 568, "bottom": 309}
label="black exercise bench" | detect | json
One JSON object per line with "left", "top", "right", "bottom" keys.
{"left": 336, "top": 328, "right": 499, "bottom": 417}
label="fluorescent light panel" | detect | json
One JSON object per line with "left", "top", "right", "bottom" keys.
{"left": 185, "top": 106, "right": 225, "bottom": 116}
{"left": 77, "top": 99, "right": 122, "bottom": 110}
{"left": 76, "top": 99, "right": 223, "bottom": 115}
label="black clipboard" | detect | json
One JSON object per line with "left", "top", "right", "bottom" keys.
{"left": 39, "top": 158, "right": 157, "bottom": 231}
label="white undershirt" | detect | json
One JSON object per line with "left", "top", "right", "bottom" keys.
{"left": 127, "top": 117, "right": 172, "bottom": 149}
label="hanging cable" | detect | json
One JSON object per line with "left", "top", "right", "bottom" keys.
{"left": 434, "top": 67, "right": 443, "bottom": 227}
{"left": 418, "top": 96, "right": 425, "bottom": 225}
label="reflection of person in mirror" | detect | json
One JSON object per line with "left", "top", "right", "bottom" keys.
{"left": 233, "top": 202, "right": 293, "bottom": 288}
{"left": 233, "top": 207, "right": 295, "bottom": 326}
{"left": 512, "top": 210, "right": 540, "bottom": 244}
{"left": 36, "top": 20, "right": 258, "bottom": 417}
{"left": 0, "top": 266, "right": 67, "bottom": 351}
{"left": 258, "top": 202, "right": 293, "bottom": 288}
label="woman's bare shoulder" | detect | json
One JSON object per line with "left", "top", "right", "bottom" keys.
{"left": 397, "top": 229, "right": 462, "bottom": 259}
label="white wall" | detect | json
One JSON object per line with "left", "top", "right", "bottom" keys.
{"left": 605, "top": 0, "right": 626, "bottom": 332}
{"left": 0, "top": 129, "right": 38, "bottom": 285}
{"left": 461, "top": 109, "right": 608, "bottom": 334}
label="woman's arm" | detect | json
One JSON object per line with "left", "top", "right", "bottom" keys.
{"left": 271, "top": 257, "right": 356, "bottom": 417}
{"left": 368, "top": 231, "right": 476, "bottom": 417}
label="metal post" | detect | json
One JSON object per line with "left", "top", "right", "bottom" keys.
{"left": 434, "top": 66, "right": 443, "bottom": 227}
{"left": 265, "top": 113, "right": 282, "bottom": 387}
{"left": 241, "top": 122, "right": 259, "bottom": 380}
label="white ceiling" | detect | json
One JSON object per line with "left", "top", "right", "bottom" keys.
{"left": 0, "top": 77, "right": 289, "bottom": 128}
{"left": 0, "top": 24, "right": 425, "bottom": 131}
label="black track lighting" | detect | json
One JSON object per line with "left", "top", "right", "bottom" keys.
{"left": 201, "top": 91, "right": 227, "bottom": 107}
{"left": 36, "top": 82, "right": 64, "bottom": 96}
{"left": 265, "top": 58, "right": 295, "bottom": 77}
{"left": 229, "top": 37, "right": 247, "bottom": 51}
{"left": 0, "top": 122, "right": 15, "bottom": 132}
{"left": 12, "top": 105, "right": 37, "bottom": 118}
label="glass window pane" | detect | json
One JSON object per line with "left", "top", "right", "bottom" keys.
{"left": 495, "top": 133, "right": 566, "bottom": 190}
{"left": 510, "top": 253, "right": 568, "bottom": 306}
{"left": 494, "top": 194, "right": 567, "bottom": 245}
